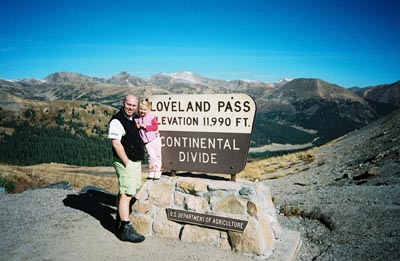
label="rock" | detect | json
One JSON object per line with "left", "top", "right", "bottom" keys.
{"left": 130, "top": 176, "right": 282, "bottom": 258}
{"left": 212, "top": 194, "right": 246, "bottom": 215}
{"left": 151, "top": 208, "right": 182, "bottom": 238}
{"left": 367, "top": 166, "right": 379, "bottom": 176}
{"left": 181, "top": 224, "right": 220, "bottom": 246}
{"left": 149, "top": 182, "right": 175, "bottom": 206}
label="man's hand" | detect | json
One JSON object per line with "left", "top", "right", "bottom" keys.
{"left": 111, "top": 139, "right": 130, "bottom": 166}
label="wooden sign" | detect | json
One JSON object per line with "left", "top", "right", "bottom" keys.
{"left": 151, "top": 94, "right": 256, "bottom": 174}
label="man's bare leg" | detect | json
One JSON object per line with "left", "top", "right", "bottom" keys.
{"left": 118, "top": 193, "right": 131, "bottom": 221}
{"left": 116, "top": 193, "right": 145, "bottom": 243}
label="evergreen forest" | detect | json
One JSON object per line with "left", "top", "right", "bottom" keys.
{"left": 0, "top": 112, "right": 317, "bottom": 167}
{"left": 0, "top": 122, "right": 113, "bottom": 166}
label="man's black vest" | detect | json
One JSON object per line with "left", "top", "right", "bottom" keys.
{"left": 110, "top": 109, "right": 144, "bottom": 161}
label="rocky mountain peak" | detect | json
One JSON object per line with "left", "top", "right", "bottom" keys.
{"left": 277, "top": 77, "right": 293, "bottom": 85}
{"left": 44, "top": 72, "right": 101, "bottom": 84}
{"left": 353, "top": 80, "right": 400, "bottom": 106}
{"left": 147, "top": 72, "right": 173, "bottom": 86}
{"left": 275, "top": 78, "right": 367, "bottom": 104}
{"left": 107, "top": 72, "right": 146, "bottom": 87}
{"left": 170, "top": 71, "right": 202, "bottom": 84}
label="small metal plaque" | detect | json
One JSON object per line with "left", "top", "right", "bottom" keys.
{"left": 166, "top": 208, "right": 248, "bottom": 232}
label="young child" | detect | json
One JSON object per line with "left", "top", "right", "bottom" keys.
{"left": 135, "top": 99, "right": 162, "bottom": 180}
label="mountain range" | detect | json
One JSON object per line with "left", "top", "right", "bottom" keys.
{"left": 0, "top": 72, "right": 399, "bottom": 154}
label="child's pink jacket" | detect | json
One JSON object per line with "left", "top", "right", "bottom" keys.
{"left": 135, "top": 113, "right": 159, "bottom": 143}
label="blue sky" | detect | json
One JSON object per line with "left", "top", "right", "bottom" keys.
{"left": 1, "top": 0, "right": 399, "bottom": 87}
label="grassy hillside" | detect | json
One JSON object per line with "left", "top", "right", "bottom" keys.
{"left": 251, "top": 113, "right": 316, "bottom": 147}
{"left": 0, "top": 99, "right": 118, "bottom": 166}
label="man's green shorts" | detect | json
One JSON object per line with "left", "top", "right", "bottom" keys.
{"left": 113, "top": 158, "right": 142, "bottom": 195}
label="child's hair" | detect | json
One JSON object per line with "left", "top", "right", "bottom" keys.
{"left": 139, "top": 98, "right": 151, "bottom": 109}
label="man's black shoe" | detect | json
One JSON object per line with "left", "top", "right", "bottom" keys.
{"left": 119, "top": 222, "right": 145, "bottom": 243}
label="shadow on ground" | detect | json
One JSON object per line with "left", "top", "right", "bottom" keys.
{"left": 63, "top": 186, "right": 135, "bottom": 237}
{"left": 62, "top": 173, "right": 226, "bottom": 237}
{"left": 162, "top": 171, "right": 230, "bottom": 181}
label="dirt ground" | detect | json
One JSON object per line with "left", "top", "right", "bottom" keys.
{"left": 0, "top": 186, "right": 258, "bottom": 261}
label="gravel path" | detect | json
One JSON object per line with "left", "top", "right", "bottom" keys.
{"left": 0, "top": 187, "right": 254, "bottom": 261}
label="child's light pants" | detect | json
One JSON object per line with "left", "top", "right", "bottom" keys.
{"left": 145, "top": 136, "right": 162, "bottom": 179}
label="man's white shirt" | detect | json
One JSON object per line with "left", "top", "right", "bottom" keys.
{"left": 108, "top": 119, "right": 125, "bottom": 141}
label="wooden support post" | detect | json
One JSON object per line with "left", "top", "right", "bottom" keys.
{"left": 171, "top": 170, "right": 176, "bottom": 177}
{"left": 230, "top": 174, "right": 236, "bottom": 182}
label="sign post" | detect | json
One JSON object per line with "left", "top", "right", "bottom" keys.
{"left": 151, "top": 94, "right": 256, "bottom": 177}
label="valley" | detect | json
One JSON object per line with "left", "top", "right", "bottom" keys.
{"left": 0, "top": 72, "right": 399, "bottom": 167}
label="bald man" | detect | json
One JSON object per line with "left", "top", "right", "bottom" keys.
{"left": 108, "top": 94, "right": 145, "bottom": 243}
